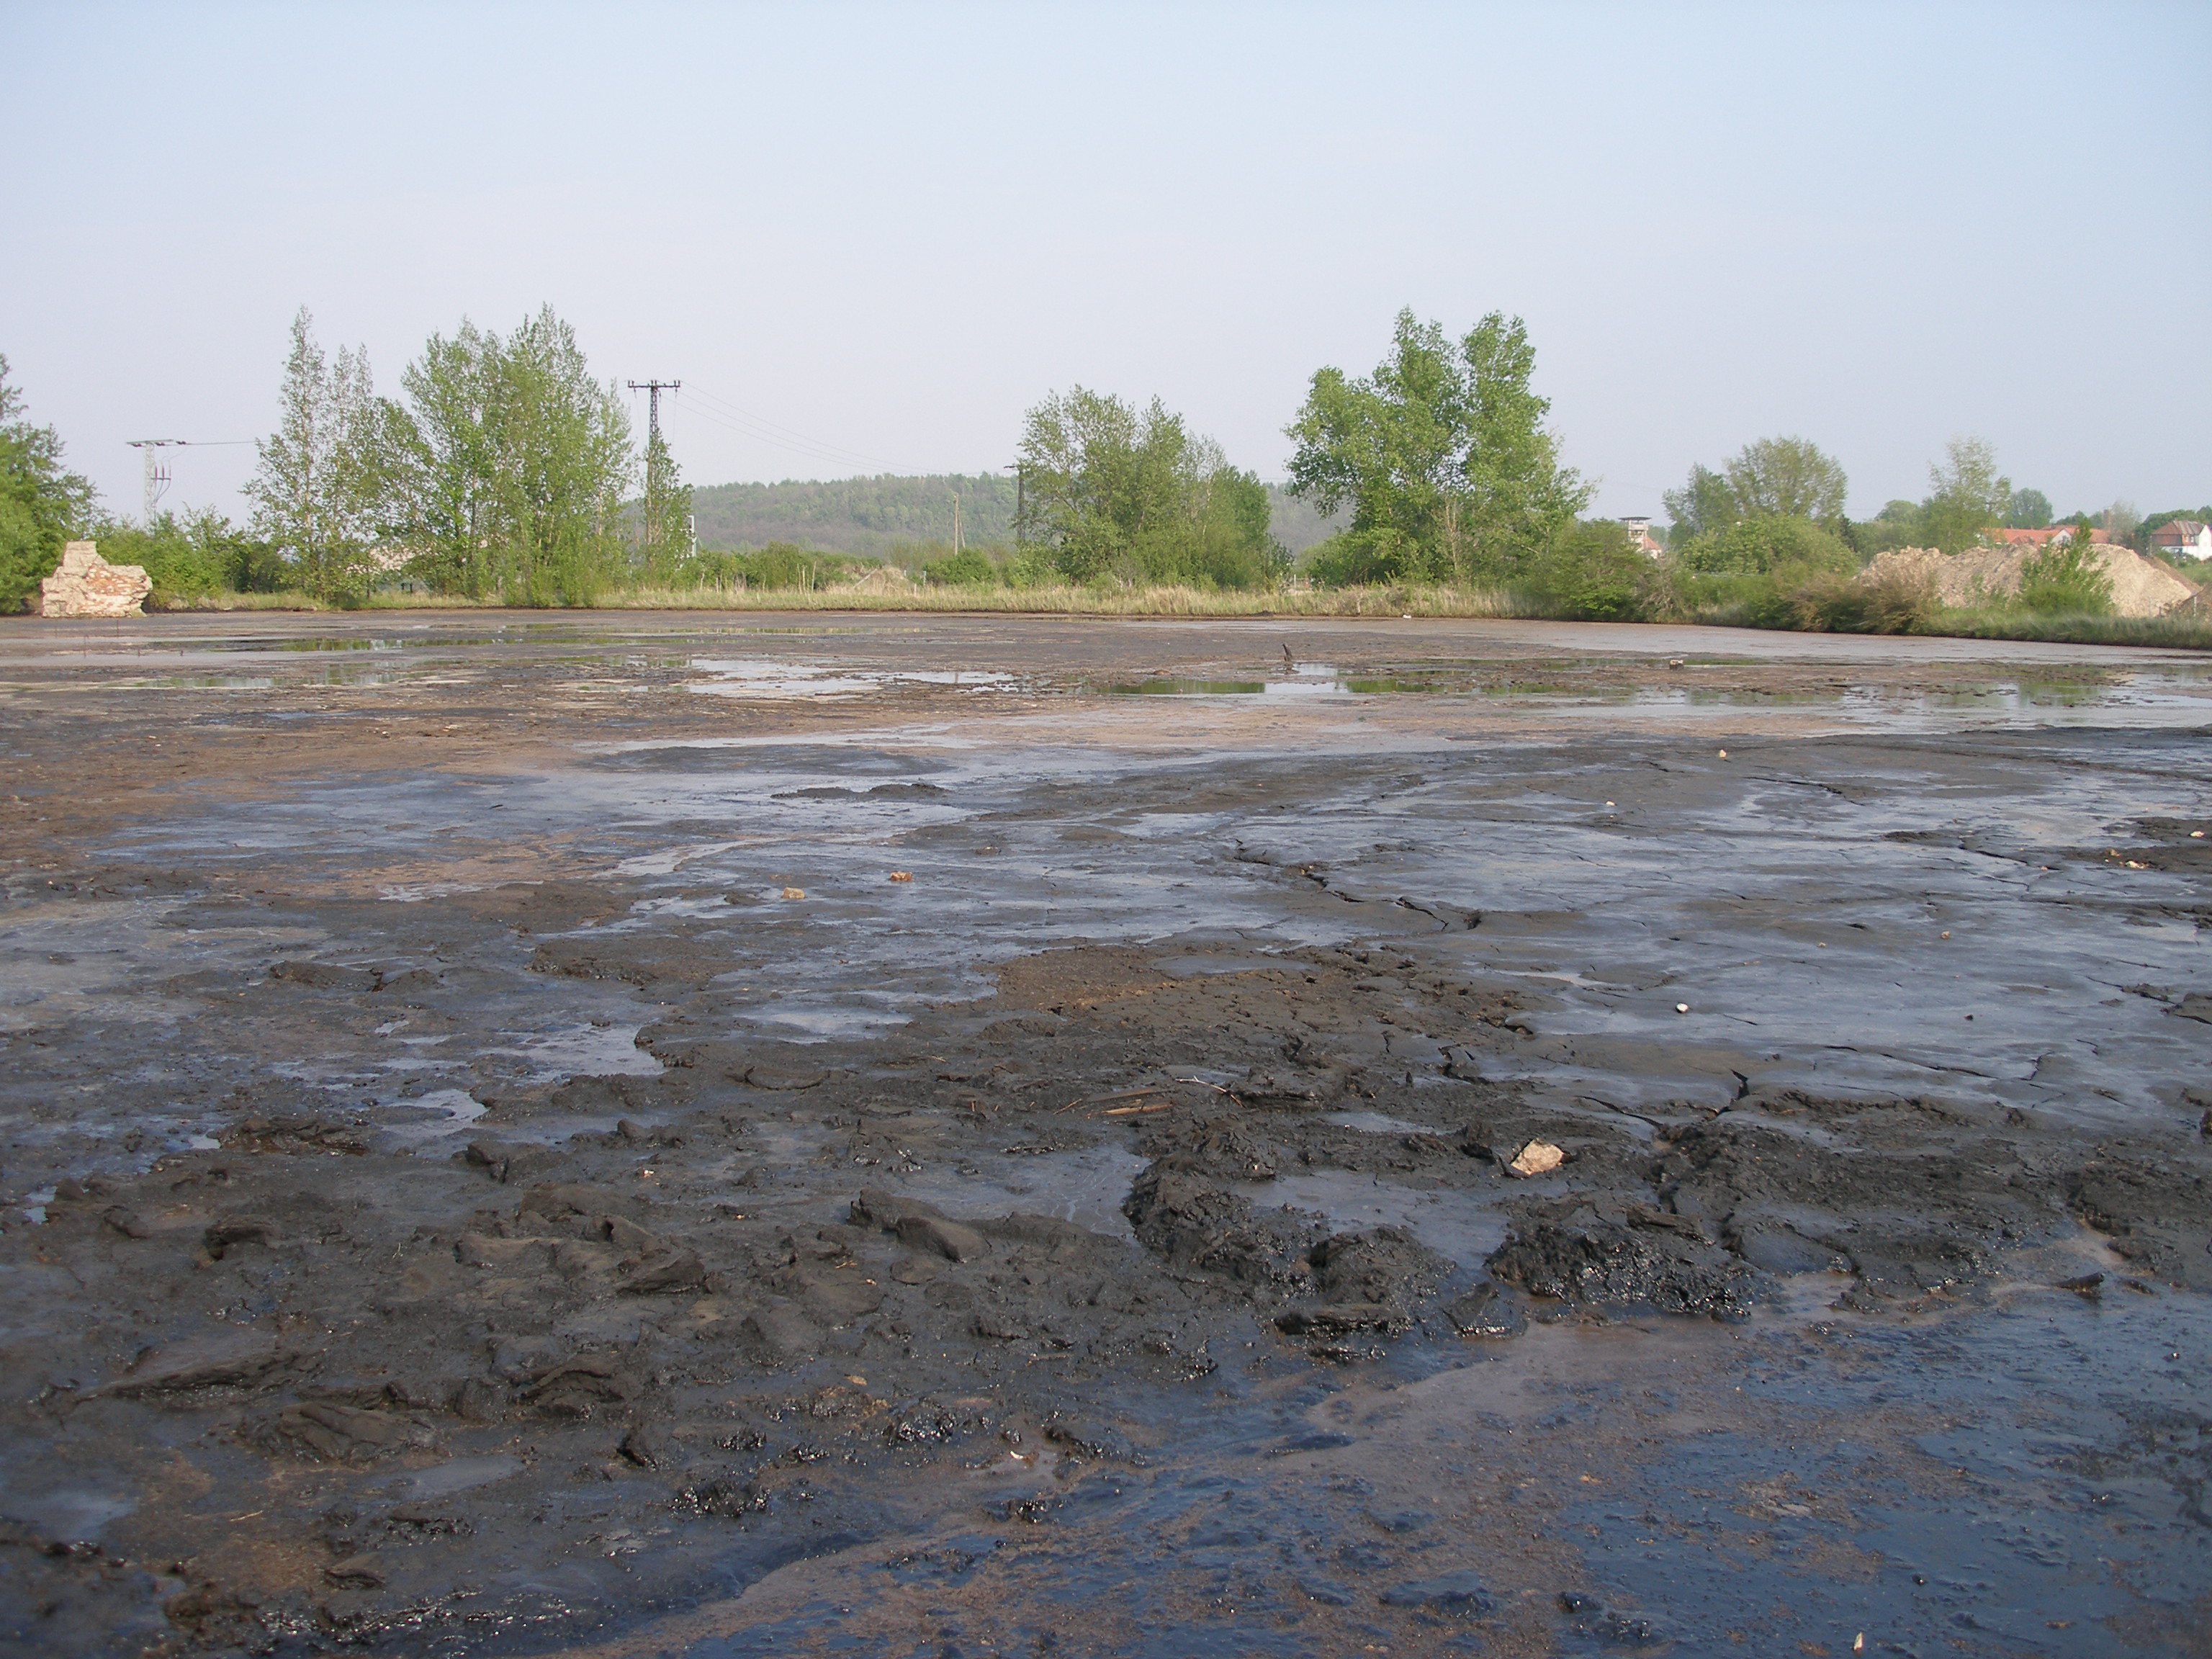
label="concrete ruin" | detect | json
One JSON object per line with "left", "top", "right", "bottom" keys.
{"left": 35, "top": 541, "right": 153, "bottom": 618}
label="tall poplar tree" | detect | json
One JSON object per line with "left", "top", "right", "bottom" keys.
{"left": 639, "top": 424, "right": 692, "bottom": 580}
{"left": 246, "top": 308, "right": 383, "bottom": 599}
{"left": 383, "top": 320, "right": 503, "bottom": 597}
{"left": 489, "top": 307, "right": 634, "bottom": 605}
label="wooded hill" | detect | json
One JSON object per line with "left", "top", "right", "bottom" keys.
{"left": 690, "top": 474, "right": 1340, "bottom": 558}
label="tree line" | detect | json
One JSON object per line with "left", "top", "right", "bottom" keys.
{"left": 249, "top": 306, "right": 670, "bottom": 604}
{"left": 4, "top": 305, "right": 2202, "bottom": 614}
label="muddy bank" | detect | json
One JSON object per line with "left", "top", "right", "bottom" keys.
{"left": 1, "top": 614, "right": 2208, "bottom": 1655}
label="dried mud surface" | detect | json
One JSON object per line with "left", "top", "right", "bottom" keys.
{"left": 1, "top": 613, "right": 2209, "bottom": 1657}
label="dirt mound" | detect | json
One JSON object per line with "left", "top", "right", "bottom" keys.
{"left": 831, "top": 565, "right": 918, "bottom": 595}
{"left": 1863, "top": 544, "right": 2198, "bottom": 617}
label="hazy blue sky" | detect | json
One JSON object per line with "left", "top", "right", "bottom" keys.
{"left": 4, "top": 2, "right": 2206, "bottom": 526}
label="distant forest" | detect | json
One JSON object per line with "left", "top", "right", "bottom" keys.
{"left": 690, "top": 473, "right": 1341, "bottom": 559}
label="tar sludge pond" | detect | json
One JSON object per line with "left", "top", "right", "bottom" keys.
{"left": 1, "top": 612, "right": 2208, "bottom": 1658}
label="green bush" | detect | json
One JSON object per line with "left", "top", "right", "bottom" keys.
{"left": 1786, "top": 568, "right": 1936, "bottom": 634}
{"left": 1525, "top": 519, "right": 1653, "bottom": 620}
{"left": 86, "top": 509, "right": 285, "bottom": 606}
{"left": 1304, "top": 531, "right": 1403, "bottom": 588}
{"left": 1003, "top": 547, "right": 1061, "bottom": 589}
{"left": 0, "top": 493, "right": 52, "bottom": 612}
{"left": 1674, "top": 513, "right": 1856, "bottom": 577}
{"left": 2018, "top": 540, "right": 2115, "bottom": 616}
{"left": 672, "top": 541, "right": 853, "bottom": 591}
{"left": 922, "top": 547, "right": 999, "bottom": 585}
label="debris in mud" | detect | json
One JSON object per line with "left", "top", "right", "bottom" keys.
{"left": 1507, "top": 1140, "right": 1565, "bottom": 1177}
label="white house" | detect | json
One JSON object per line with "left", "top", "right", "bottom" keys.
{"left": 2151, "top": 519, "right": 2211, "bottom": 562}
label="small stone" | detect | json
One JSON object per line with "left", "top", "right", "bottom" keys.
{"left": 1506, "top": 1141, "right": 1565, "bottom": 1177}
{"left": 781, "top": 886, "right": 806, "bottom": 900}
{"left": 1675, "top": 1002, "right": 1689, "bottom": 1014}
{"left": 618, "top": 1250, "right": 708, "bottom": 1295}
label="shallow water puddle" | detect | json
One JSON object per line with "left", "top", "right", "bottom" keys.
{"left": 688, "top": 657, "right": 1018, "bottom": 697}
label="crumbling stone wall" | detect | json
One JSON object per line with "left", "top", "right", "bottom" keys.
{"left": 35, "top": 541, "right": 152, "bottom": 617}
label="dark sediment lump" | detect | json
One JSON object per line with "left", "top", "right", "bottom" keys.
{"left": 0, "top": 613, "right": 2208, "bottom": 1655}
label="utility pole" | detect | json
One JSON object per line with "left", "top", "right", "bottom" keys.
{"left": 626, "top": 379, "right": 680, "bottom": 449}
{"left": 127, "top": 439, "right": 186, "bottom": 525}
{"left": 950, "top": 486, "right": 962, "bottom": 554}
{"left": 626, "top": 380, "right": 680, "bottom": 549}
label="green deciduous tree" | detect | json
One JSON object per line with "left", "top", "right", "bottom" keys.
{"left": 246, "top": 309, "right": 385, "bottom": 601}
{"left": 1921, "top": 436, "right": 2010, "bottom": 554}
{"left": 1662, "top": 464, "right": 1737, "bottom": 544}
{"left": 1664, "top": 436, "right": 1848, "bottom": 543}
{"left": 0, "top": 354, "right": 96, "bottom": 612}
{"left": 2005, "top": 487, "right": 2053, "bottom": 529}
{"left": 639, "top": 425, "right": 693, "bottom": 581}
{"left": 1285, "top": 309, "right": 1586, "bottom": 583}
{"left": 380, "top": 307, "right": 635, "bottom": 604}
{"left": 1725, "top": 436, "right": 1848, "bottom": 521}
{"left": 1016, "top": 388, "right": 1280, "bottom": 588}
{"left": 482, "top": 307, "right": 634, "bottom": 605}
{"left": 1675, "top": 515, "right": 1856, "bottom": 577}
{"left": 382, "top": 320, "right": 503, "bottom": 596}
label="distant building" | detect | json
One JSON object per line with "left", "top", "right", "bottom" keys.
{"left": 1988, "top": 526, "right": 2110, "bottom": 549}
{"left": 2151, "top": 519, "right": 2211, "bottom": 561}
{"left": 1618, "top": 516, "right": 1663, "bottom": 557}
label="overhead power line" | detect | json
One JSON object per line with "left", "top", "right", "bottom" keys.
{"left": 125, "top": 438, "right": 252, "bottom": 523}
{"left": 672, "top": 383, "right": 912, "bottom": 475}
